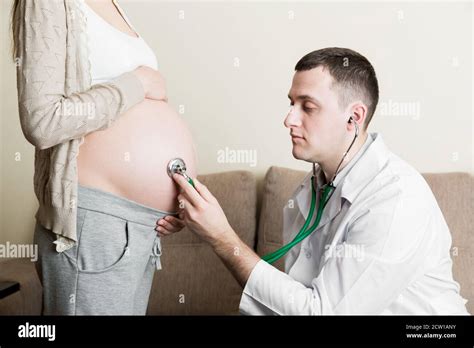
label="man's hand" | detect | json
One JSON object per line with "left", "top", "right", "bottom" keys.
{"left": 172, "top": 173, "right": 261, "bottom": 287}
{"left": 172, "top": 174, "right": 233, "bottom": 246}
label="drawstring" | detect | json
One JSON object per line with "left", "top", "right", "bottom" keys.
{"left": 151, "top": 237, "right": 162, "bottom": 270}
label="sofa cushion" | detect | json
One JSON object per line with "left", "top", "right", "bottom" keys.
{"left": 256, "top": 167, "right": 307, "bottom": 271}
{"left": 257, "top": 167, "right": 473, "bottom": 313}
{"left": 422, "top": 172, "right": 474, "bottom": 314}
{"left": 148, "top": 171, "right": 257, "bottom": 315}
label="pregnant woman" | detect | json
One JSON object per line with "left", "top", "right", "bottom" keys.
{"left": 12, "top": 0, "right": 196, "bottom": 315}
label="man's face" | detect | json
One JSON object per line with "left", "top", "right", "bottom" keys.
{"left": 284, "top": 67, "right": 349, "bottom": 164}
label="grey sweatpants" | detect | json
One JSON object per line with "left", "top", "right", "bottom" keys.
{"left": 34, "top": 185, "right": 173, "bottom": 315}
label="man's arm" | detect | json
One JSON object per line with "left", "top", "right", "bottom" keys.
{"left": 172, "top": 173, "right": 323, "bottom": 314}
{"left": 209, "top": 228, "right": 261, "bottom": 288}
{"left": 172, "top": 173, "right": 433, "bottom": 315}
{"left": 239, "top": 183, "right": 436, "bottom": 315}
{"left": 172, "top": 174, "right": 260, "bottom": 287}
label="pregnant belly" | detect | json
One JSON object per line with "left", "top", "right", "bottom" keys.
{"left": 77, "top": 99, "right": 197, "bottom": 213}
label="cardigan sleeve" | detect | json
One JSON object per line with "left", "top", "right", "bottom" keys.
{"left": 15, "top": 0, "right": 145, "bottom": 150}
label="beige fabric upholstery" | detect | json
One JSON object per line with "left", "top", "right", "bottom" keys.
{"left": 423, "top": 173, "right": 474, "bottom": 314}
{"left": 256, "top": 167, "right": 307, "bottom": 271}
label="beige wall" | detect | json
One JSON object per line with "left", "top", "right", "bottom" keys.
{"left": 1, "top": 0, "right": 472, "bottom": 245}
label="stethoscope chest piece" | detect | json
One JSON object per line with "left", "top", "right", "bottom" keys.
{"left": 167, "top": 158, "right": 187, "bottom": 177}
{"left": 167, "top": 157, "right": 195, "bottom": 188}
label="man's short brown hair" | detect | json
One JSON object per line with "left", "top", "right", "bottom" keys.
{"left": 295, "top": 47, "right": 379, "bottom": 129}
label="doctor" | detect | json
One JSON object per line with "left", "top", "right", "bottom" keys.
{"left": 169, "top": 47, "right": 469, "bottom": 315}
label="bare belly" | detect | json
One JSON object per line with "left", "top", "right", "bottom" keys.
{"left": 77, "top": 99, "right": 197, "bottom": 213}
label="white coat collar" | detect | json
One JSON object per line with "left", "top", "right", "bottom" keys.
{"left": 294, "top": 133, "right": 390, "bottom": 229}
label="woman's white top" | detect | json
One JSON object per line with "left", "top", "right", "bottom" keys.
{"left": 80, "top": 0, "right": 158, "bottom": 85}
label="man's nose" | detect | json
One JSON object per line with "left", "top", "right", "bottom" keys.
{"left": 284, "top": 106, "right": 302, "bottom": 128}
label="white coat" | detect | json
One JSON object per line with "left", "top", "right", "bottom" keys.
{"left": 239, "top": 133, "right": 469, "bottom": 315}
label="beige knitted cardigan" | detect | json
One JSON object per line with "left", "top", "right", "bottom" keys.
{"left": 15, "top": 0, "right": 145, "bottom": 252}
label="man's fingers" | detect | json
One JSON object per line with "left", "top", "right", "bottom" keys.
{"left": 193, "top": 178, "right": 215, "bottom": 202}
{"left": 172, "top": 174, "right": 215, "bottom": 206}
{"left": 178, "top": 192, "right": 195, "bottom": 210}
{"left": 177, "top": 194, "right": 194, "bottom": 217}
{"left": 173, "top": 174, "right": 203, "bottom": 206}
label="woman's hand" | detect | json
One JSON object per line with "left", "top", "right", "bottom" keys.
{"left": 155, "top": 215, "right": 185, "bottom": 237}
{"left": 132, "top": 66, "right": 168, "bottom": 102}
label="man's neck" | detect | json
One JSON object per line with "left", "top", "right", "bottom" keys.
{"left": 321, "top": 132, "right": 368, "bottom": 184}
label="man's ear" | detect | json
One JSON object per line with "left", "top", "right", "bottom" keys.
{"left": 347, "top": 102, "right": 367, "bottom": 130}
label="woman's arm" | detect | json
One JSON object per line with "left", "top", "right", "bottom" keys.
{"left": 15, "top": 0, "right": 144, "bottom": 150}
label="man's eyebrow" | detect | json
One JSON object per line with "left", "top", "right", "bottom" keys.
{"left": 288, "top": 94, "right": 321, "bottom": 104}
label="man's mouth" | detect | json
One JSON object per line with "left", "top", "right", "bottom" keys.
{"left": 291, "top": 133, "right": 304, "bottom": 141}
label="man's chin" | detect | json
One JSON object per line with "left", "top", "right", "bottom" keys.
{"left": 292, "top": 146, "right": 309, "bottom": 161}
{"left": 292, "top": 145, "right": 317, "bottom": 163}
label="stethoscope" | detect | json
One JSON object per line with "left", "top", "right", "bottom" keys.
{"left": 167, "top": 157, "right": 195, "bottom": 188}
{"left": 262, "top": 116, "right": 360, "bottom": 264}
{"left": 166, "top": 117, "right": 359, "bottom": 265}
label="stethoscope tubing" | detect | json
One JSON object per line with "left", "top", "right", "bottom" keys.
{"left": 262, "top": 120, "right": 359, "bottom": 264}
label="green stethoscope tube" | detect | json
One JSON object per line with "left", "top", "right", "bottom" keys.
{"left": 262, "top": 116, "right": 359, "bottom": 264}
{"left": 186, "top": 176, "right": 195, "bottom": 188}
{"left": 262, "top": 178, "right": 334, "bottom": 264}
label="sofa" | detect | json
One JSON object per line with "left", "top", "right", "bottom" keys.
{"left": 0, "top": 167, "right": 472, "bottom": 315}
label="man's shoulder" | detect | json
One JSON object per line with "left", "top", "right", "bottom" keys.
{"left": 385, "top": 152, "right": 431, "bottom": 190}
{"left": 360, "top": 151, "right": 436, "bottom": 208}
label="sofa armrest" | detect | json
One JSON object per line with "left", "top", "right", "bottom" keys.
{"left": 0, "top": 258, "right": 42, "bottom": 315}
